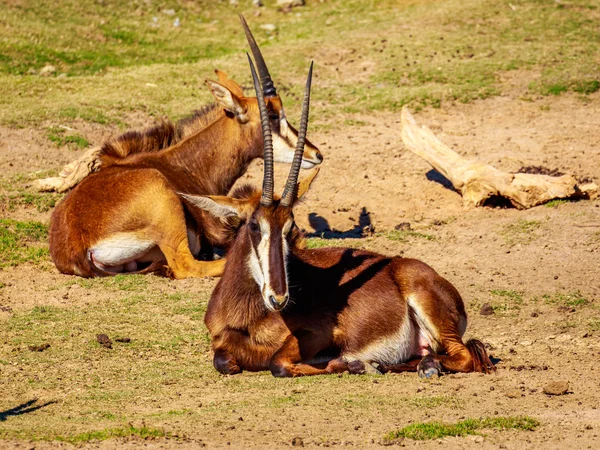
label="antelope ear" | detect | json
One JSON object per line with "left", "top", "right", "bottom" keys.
{"left": 215, "top": 69, "right": 244, "bottom": 98}
{"left": 296, "top": 167, "right": 320, "bottom": 201}
{"left": 180, "top": 193, "right": 245, "bottom": 218}
{"left": 205, "top": 79, "right": 249, "bottom": 123}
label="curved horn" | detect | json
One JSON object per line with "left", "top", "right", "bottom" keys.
{"left": 239, "top": 14, "right": 277, "bottom": 97}
{"left": 280, "top": 61, "right": 313, "bottom": 207}
{"left": 247, "top": 54, "right": 274, "bottom": 206}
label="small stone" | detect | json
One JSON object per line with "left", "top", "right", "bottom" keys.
{"left": 543, "top": 381, "right": 569, "bottom": 396}
{"left": 39, "top": 64, "right": 57, "bottom": 77}
{"left": 260, "top": 23, "right": 276, "bottom": 32}
{"left": 96, "top": 334, "right": 112, "bottom": 349}
{"left": 114, "top": 337, "right": 131, "bottom": 343}
{"left": 163, "top": 8, "right": 175, "bottom": 15}
{"left": 291, "top": 437, "right": 304, "bottom": 447}
{"left": 394, "top": 222, "right": 411, "bottom": 231}
{"left": 531, "top": 311, "right": 539, "bottom": 317}
{"left": 277, "top": 0, "right": 305, "bottom": 7}
{"left": 480, "top": 303, "right": 494, "bottom": 316}
{"left": 505, "top": 389, "right": 521, "bottom": 398}
{"left": 28, "top": 343, "right": 50, "bottom": 352}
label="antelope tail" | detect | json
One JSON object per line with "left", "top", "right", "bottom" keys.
{"left": 466, "top": 339, "right": 496, "bottom": 374}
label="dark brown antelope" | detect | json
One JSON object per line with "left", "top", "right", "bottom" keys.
{"left": 49, "top": 16, "right": 322, "bottom": 279}
{"left": 186, "top": 56, "right": 495, "bottom": 378}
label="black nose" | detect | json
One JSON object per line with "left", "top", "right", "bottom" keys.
{"left": 315, "top": 152, "right": 323, "bottom": 162}
{"left": 269, "top": 294, "right": 289, "bottom": 310}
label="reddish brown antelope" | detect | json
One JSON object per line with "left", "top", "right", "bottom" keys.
{"left": 49, "top": 16, "right": 322, "bottom": 279}
{"left": 185, "top": 56, "right": 495, "bottom": 378}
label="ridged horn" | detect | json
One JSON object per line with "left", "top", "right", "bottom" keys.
{"left": 239, "top": 13, "right": 277, "bottom": 97}
{"left": 280, "top": 61, "right": 313, "bottom": 207}
{"left": 247, "top": 54, "right": 274, "bottom": 206}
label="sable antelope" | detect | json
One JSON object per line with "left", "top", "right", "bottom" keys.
{"left": 49, "top": 16, "right": 322, "bottom": 279}
{"left": 186, "top": 56, "right": 495, "bottom": 378}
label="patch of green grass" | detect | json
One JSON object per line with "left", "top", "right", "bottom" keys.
{"left": 385, "top": 416, "right": 540, "bottom": 441}
{"left": 573, "top": 79, "right": 600, "bottom": 94}
{"left": 0, "top": 219, "right": 49, "bottom": 267}
{"left": 1, "top": 191, "right": 63, "bottom": 213}
{"left": 76, "top": 274, "right": 149, "bottom": 292}
{"left": 589, "top": 319, "right": 600, "bottom": 331}
{"left": 381, "top": 230, "right": 435, "bottom": 242}
{"left": 343, "top": 118, "right": 368, "bottom": 126}
{"left": 306, "top": 237, "right": 365, "bottom": 249}
{"left": 490, "top": 289, "right": 523, "bottom": 303}
{"left": 541, "top": 83, "right": 569, "bottom": 96}
{"left": 46, "top": 127, "right": 89, "bottom": 149}
{"left": 543, "top": 291, "right": 589, "bottom": 307}
{"left": 544, "top": 199, "right": 569, "bottom": 208}
{"left": 1, "top": 0, "right": 600, "bottom": 127}
{"left": 56, "top": 425, "right": 170, "bottom": 444}
{"left": 489, "top": 289, "right": 523, "bottom": 314}
{"left": 406, "top": 396, "right": 463, "bottom": 409}
{"left": 500, "top": 219, "right": 542, "bottom": 246}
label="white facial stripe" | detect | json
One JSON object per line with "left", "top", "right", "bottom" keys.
{"left": 247, "top": 220, "right": 271, "bottom": 301}
{"left": 272, "top": 133, "right": 295, "bottom": 164}
{"left": 282, "top": 219, "right": 292, "bottom": 235}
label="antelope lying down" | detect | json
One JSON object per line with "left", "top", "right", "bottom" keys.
{"left": 49, "top": 16, "right": 322, "bottom": 279}
{"left": 185, "top": 57, "right": 495, "bottom": 378}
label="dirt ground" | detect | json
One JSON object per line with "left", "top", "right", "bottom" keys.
{"left": 1, "top": 71, "right": 600, "bottom": 448}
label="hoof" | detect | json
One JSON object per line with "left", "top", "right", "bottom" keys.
{"left": 348, "top": 359, "right": 367, "bottom": 375}
{"left": 417, "top": 356, "right": 442, "bottom": 379}
{"left": 364, "top": 362, "right": 383, "bottom": 375}
{"left": 348, "top": 360, "right": 382, "bottom": 375}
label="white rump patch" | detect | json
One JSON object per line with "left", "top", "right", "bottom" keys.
{"left": 91, "top": 233, "right": 157, "bottom": 266}
{"left": 344, "top": 310, "right": 416, "bottom": 365}
{"left": 407, "top": 294, "right": 442, "bottom": 353}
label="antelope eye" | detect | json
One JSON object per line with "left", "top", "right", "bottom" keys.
{"left": 248, "top": 220, "right": 260, "bottom": 233}
{"left": 268, "top": 114, "right": 279, "bottom": 121}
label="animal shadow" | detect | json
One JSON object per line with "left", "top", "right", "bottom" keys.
{"left": 426, "top": 169, "right": 457, "bottom": 192}
{"left": 0, "top": 398, "right": 56, "bottom": 421}
{"left": 306, "top": 207, "right": 374, "bottom": 239}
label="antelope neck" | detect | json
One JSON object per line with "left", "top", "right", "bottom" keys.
{"left": 163, "top": 113, "right": 264, "bottom": 195}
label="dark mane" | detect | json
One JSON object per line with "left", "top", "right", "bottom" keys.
{"left": 100, "top": 103, "right": 221, "bottom": 161}
{"left": 175, "top": 103, "right": 221, "bottom": 138}
{"left": 230, "top": 183, "right": 260, "bottom": 200}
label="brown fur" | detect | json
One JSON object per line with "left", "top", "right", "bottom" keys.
{"left": 49, "top": 73, "right": 322, "bottom": 279}
{"left": 202, "top": 192, "right": 495, "bottom": 378}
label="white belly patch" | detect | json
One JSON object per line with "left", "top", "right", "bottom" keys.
{"left": 91, "top": 234, "right": 157, "bottom": 266}
{"left": 344, "top": 313, "right": 417, "bottom": 365}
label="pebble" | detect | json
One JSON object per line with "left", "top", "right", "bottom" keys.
{"left": 28, "top": 343, "right": 50, "bottom": 352}
{"left": 505, "top": 389, "right": 522, "bottom": 398}
{"left": 479, "top": 303, "right": 494, "bottom": 316}
{"left": 96, "top": 333, "right": 113, "bottom": 349}
{"left": 394, "top": 222, "right": 411, "bottom": 231}
{"left": 39, "top": 64, "right": 56, "bottom": 77}
{"left": 543, "top": 381, "right": 569, "bottom": 396}
{"left": 260, "top": 23, "right": 276, "bottom": 32}
{"left": 291, "top": 437, "right": 304, "bottom": 447}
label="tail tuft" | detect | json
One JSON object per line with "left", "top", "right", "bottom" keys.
{"left": 466, "top": 339, "right": 496, "bottom": 374}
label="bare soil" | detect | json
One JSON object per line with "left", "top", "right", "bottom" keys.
{"left": 1, "top": 74, "right": 600, "bottom": 448}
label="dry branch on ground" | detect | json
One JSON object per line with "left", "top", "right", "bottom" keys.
{"left": 33, "top": 147, "right": 101, "bottom": 192}
{"left": 400, "top": 107, "right": 598, "bottom": 209}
